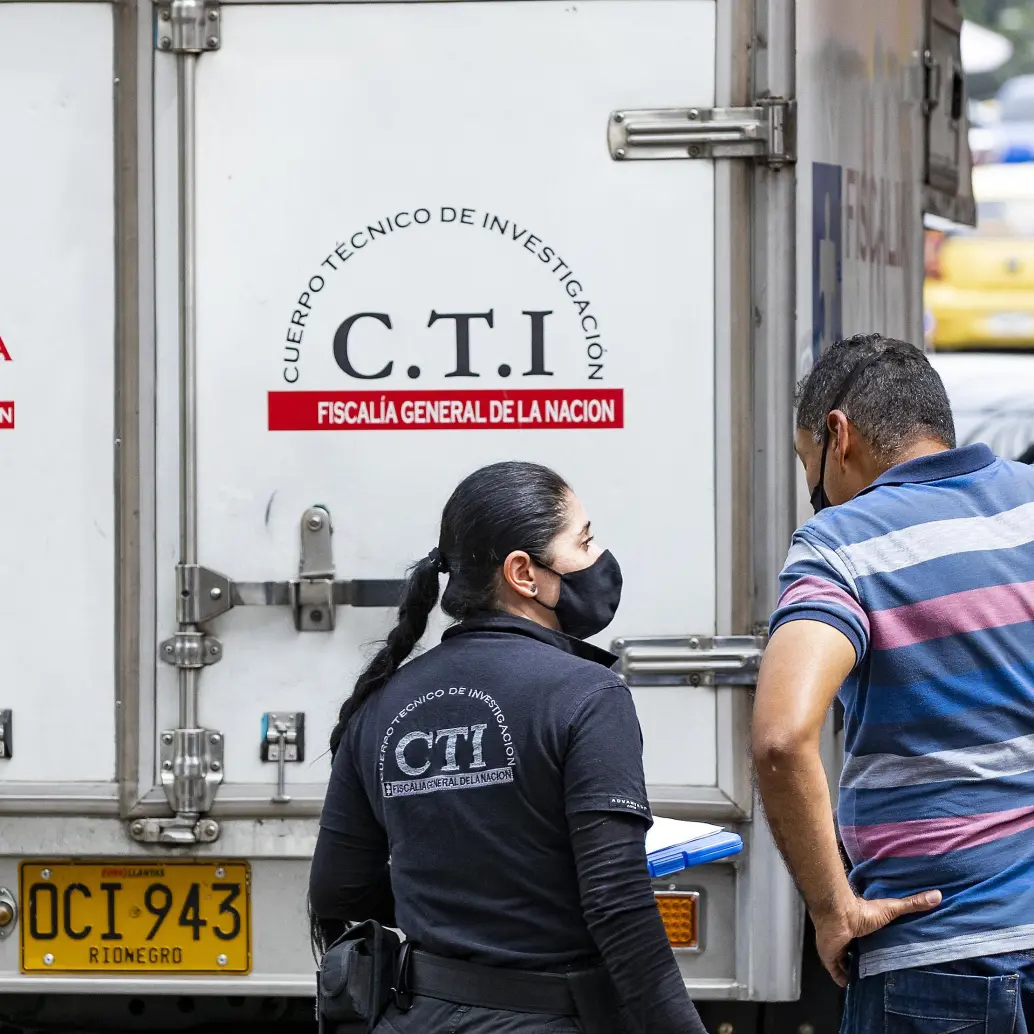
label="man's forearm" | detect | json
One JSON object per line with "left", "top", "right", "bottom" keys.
{"left": 755, "top": 739, "right": 854, "bottom": 920}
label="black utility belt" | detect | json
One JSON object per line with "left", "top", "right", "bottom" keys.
{"left": 402, "top": 947, "right": 605, "bottom": 1015}
{"left": 317, "top": 920, "right": 619, "bottom": 1033}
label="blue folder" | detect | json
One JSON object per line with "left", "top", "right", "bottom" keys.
{"left": 646, "top": 830, "right": 743, "bottom": 878}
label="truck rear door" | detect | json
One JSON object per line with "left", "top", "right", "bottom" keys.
{"left": 149, "top": 0, "right": 722, "bottom": 821}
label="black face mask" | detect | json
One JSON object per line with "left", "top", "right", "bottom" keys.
{"left": 810, "top": 353, "right": 883, "bottom": 514}
{"left": 534, "top": 550, "right": 623, "bottom": 640}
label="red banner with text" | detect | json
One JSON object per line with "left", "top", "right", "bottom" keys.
{"left": 268, "top": 388, "right": 623, "bottom": 431}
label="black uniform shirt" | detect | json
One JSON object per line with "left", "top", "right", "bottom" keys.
{"left": 319, "top": 613, "right": 653, "bottom": 969}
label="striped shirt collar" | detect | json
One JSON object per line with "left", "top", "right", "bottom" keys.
{"left": 864, "top": 443, "right": 996, "bottom": 492}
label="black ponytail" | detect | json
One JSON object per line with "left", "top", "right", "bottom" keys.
{"left": 328, "top": 552, "right": 443, "bottom": 758}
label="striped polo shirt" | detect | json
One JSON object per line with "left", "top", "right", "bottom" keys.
{"left": 771, "top": 444, "right": 1034, "bottom": 977}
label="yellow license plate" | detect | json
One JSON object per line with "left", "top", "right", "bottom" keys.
{"left": 19, "top": 860, "right": 251, "bottom": 974}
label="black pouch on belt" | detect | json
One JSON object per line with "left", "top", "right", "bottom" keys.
{"left": 566, "top": 967, "right": 625, "bottom": 1034}
{"left": 317, "top": 920, "right": 402, "bottom": 1034}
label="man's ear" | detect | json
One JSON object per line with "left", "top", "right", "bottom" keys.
{"left": 828, "top": 410, "right": 853, "bottom": 467}
{"left": 501, "top": 551, "right": 538, "bottom": 600}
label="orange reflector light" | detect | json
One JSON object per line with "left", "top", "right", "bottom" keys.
{"left": 654, "top": 891, "right": 699, "bottom": 949}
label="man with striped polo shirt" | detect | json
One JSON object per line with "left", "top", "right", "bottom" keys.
{"left": 752, "top": 333, "right": 1034, "bottom": 1031}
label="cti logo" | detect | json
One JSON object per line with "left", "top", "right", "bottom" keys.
{"left": 0, "top": 333, "right": 13, "bottom": 430}
{"left": 271, "top": 206, "right": 622, "bottom": 432}
{"left": 333, "top": 309, "right": 553, "bottom": 382}
{"left": 395, "top": 724, "right": 489, "bottom": 777}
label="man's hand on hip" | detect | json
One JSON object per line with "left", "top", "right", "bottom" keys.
{"left": 753, "top": 622, "right": 943, "bottom": 987}
{"left": 815, "top": 890, "right": 943, "bottom": 987}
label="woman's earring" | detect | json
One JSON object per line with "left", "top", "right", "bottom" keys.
{"left": 530, "top": 586, "right": 538, "bottom": 596}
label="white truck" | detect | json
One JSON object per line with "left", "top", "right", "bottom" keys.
{"left": 0, "top": 0, "right": 972, "bottom": 1030}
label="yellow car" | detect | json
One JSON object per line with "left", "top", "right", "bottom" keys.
{"left": 926, "top": 162, "right": 1034, "bottom": 349}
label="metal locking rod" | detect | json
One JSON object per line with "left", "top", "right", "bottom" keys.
{"left": 147, "top": 0, "right": 225, "bottom": 844}
{"left": 177, "top": 27, "right": 200, "bottom": 737}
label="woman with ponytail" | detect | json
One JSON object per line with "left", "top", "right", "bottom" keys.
{"left": 309, "top": 462, "right": 706, "bottom": 1034}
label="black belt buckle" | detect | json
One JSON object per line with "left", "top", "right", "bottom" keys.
{"left": 392, "top": 942, "right": 414, "bottom": 1012}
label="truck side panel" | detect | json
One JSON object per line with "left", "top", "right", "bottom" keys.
{"left": 796, "top": 0, "right": 926, "bottom": 381}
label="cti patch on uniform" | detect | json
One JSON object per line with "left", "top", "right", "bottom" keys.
{"left": 378, "top": 687, "right": 519, "bottom": 799}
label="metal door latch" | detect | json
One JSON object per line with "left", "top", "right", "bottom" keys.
{"left": 159, "top": 506, "right": 403, "bottom": 642}
{"left": 155, "top": 0, "right": 221, "bottom": 54}
{"left": 131, "top": 727, "right": 225, "bottom": 846}
{"left": 130, "top": 729, "right": 223, "bottom": 843}
{"left": 0, "top": 711, "right": 10, "bottom": 759}
{"left": 611, "top": 636, "right": 766, "bottom": 687}
{"left": 608, "top": 101, "right": 796, "bottom": 166}
{"left": 294, "top": 511, "right": 334, "bottom": 631}
{"left": 261, "top": 712, "right": 305, "bottom": 804}
{"left": 149, "top": 729, "right": 225, "bottom": 832}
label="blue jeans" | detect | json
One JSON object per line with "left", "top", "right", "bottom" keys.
{"left": 842, "top": 952, "right": 1034, "bottom": 1033}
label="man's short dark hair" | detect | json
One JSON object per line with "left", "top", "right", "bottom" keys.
{"left": 795, "top": 333, "right": 956, "bottom": 459}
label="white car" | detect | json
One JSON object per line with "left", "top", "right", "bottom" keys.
{"left": 929, "top": 351, "right": 1034, "bottom": 462}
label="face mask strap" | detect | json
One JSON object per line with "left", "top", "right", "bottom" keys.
{"left": 527, "top": 554, "right": 559, "bottom": 610}
{"left": 812, "top": 352, "right": 883, "bottom": 512}
{"left": 813, "top": 432, "right": 834, "bottom": 512}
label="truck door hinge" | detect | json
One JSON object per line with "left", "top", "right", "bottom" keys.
{"left": 922, "top": 49, "right": 942, "bottom": 116}
{"left": 610, "top": 635, "right": 767, "bottom": 688}
{"left": 608, "top": 100, "right": 796, "bottom": 167}
{"left": 155, "top": 0, "right": 221, "bottom": 54}
{"left": 158, "top": 506, "right": 404, "bottom": 642}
